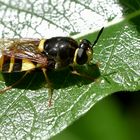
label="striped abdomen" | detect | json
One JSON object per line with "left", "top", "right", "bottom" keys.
{"left": 0, "top": 55, "right": 37, "bottom": 73}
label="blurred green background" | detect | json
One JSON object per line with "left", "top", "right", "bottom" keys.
{"left": 51, "top": 91, "right": 140, "bottom": 140}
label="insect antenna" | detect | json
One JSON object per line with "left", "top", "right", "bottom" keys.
{"left": 92, "top": 27, "right": 104, "bottom": 47}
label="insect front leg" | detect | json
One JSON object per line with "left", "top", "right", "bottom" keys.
{"left": 42, "top": 68, "right": 54, "bottom": 107}
{"left": 70, "top": 65, "right": 97, "bottom": 81}
{"left": 71, "top": 69, "right": 96, "bottom": 81}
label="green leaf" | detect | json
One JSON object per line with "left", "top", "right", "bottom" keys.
{"left": 0, "top": 0, "right": 140, "bottom": 139}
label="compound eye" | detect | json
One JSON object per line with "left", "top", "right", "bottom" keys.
{"left": 76, "top": 48, "right": 88, "bottom": 65}
{"left": 79, "top": 39, "right": 91, "bottom": 49}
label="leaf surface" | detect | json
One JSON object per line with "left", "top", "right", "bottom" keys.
{"left": 0, "top": 0, "right": 140, "bottom": 139}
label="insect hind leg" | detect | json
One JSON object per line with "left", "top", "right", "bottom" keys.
{"left": 0, "top": 71, "right": 29, "bottom": 93}
{"left": 42, "top": 68, "right": 53, "bottom": 107}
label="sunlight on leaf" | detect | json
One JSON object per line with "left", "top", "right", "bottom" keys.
{"left": 0, "top": 0, "right": 140, "bottom": 139}
{"left": 0, "top": 0, "right": 123, "bottom": 38}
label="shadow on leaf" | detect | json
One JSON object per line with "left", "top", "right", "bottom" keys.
{"left": 1, "top": 64, "right": 100, "bottom": 91}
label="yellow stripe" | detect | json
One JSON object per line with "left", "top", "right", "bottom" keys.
{"left": 0, "top": 55, "right": 4, "bottom": 71}
{"left": 73, "top": 48, "right": 79, "bottom": 65}
{"left": 21, "top": 59, "right": 36, "bottom": 71}
{"left": 38, "top": 39, "right": 46, "bottom": 52}
{"left": 8, "top": 57, "right": 15, "bottom": 72}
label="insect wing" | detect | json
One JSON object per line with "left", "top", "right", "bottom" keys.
{"left": 0, "top": 39, "right": 48, "bottom": 72}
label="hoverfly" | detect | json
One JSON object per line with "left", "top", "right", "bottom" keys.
{"left": 0, "top": 27, "right": 104, "bottom": 106}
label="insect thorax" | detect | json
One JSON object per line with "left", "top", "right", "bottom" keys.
{"left": 43, "top": 37, "right": 78, "bottom": 70}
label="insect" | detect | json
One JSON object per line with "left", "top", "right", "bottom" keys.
{"left": 0, "top": 27, "right": 104, "bottom": 106}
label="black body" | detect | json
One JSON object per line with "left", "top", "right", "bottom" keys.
{"left": 0, "top": 27, "right": 104, "bottom": 73}
{"left": 43, "top": 37, "right": 79, "bottom": 70}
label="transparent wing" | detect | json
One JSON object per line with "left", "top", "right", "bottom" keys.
{"left": 0, "top": 39, "right": 47, "bottom": 64}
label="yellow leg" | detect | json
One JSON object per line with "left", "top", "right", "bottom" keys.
{"left": 42, "top": 68, "right": 53, "bottom": 106}
{"left": 70, "top": 63, "right": 100, "bottom": 82}
{"left": 0, "top": 71, "right": 29, "bottom": 94}
{"left": 71, "top": 70, "right": 96, "bottom": 81}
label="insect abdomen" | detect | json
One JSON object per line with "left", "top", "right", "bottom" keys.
{"left": 0, "top": 55, "right": 36, "bottom": 72}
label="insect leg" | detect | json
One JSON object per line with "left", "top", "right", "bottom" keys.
{"left": 42, "top": 68, "right": 53, "bottom": 106}
{"left": 0, "top": 71, "right": 29, "bottom": 94}
{"left": 71, "top": 70, "right": 96, "bottom": 81}
{"left": 69, "top": 65, "right": 96, "bottom": 81}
